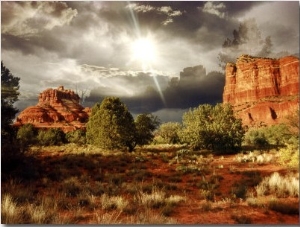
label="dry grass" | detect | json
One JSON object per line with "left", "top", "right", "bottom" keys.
{"left": 255, "top": 172, "right": 299, "bottom": 198}
{"left": 138, "top": 187, "right": 166, "bottom": 208}
{"left": 100, "top": 194, "right": 129, "bottom": 211}
{"left": 235, "top": 151, "right": 275, "bottom": 164}
{"left": 1, "top": 194, "right": 21, "bottom": 224}
{"left": 2, "top": 143, "right": 299, "bottom": 224}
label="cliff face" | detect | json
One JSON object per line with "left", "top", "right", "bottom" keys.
{"left": 15, "top": 86, "right": 91, "bottom": 132}
{"left": 223, "top": 55, "right": 299, "bottom": 126}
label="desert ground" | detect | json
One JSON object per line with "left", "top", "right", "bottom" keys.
{"left": 1, "top": 144, "right": 299, "bottom": 224}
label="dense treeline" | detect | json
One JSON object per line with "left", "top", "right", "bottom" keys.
{"left": 16, "top": 98, "right": 245, "bottom": 154}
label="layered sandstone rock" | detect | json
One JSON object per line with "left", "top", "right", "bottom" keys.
{"left": 15, "top": 86, "right": 91, "bottom": 132}
{"left": 223, "top": 55, "right": 299, "bottom": 126}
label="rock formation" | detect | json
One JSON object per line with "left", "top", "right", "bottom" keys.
{"left": 223, "top": 55, "right": 299, "bottom": 126}
{"left": 15, "top": 86, "right": 91, "bottom": 132}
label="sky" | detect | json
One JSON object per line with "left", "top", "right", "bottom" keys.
{"left": 1, "top": 1, "right": 299, "bottom": 122}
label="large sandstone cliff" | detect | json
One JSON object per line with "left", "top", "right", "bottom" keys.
{"left": 15, "top": 86, "right": 91, "bottom": 132}
{"left": 223, "top": 55, "right": 299, "bottom": 126}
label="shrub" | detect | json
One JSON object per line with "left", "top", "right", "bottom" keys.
{"left": 180, "top": 103, "right": 244, "bottom": 153}
{"left": 231, "top": 183, "right": 247, "bottom": 199}
{"left": 156, "top": 122, "right": 182, "bottom": 144}
{"left": 278, "top": 142, "right": 299, "bottom": 170}
{"left": 244, "top": 124, "right": 292, "bottom": 147}
{"left": 65, "top": 129, "right": 86, "bottom": 145}
{"left": 37, "top": 128, "right": 65, "bottom": 146}
{"left": 17, "top": 123, "right": 38, "bottom": 152}
{"left": 243, "top": 129, "right": 268, "bottom": 148}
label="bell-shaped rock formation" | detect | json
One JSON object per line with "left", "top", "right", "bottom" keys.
{"left": 223, "top": 55, "right": 299, "bottom": 126}
{"left": 15, "top": 86, "right": 91, "bottom": 132}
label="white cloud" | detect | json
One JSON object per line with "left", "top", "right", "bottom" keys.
{"left": 159, "top": 6, "right": 172, "bottom": 14}
{"left": 169, "top": 10, "right": 182, "bottom": 17}
{"left": 1, "top": 2, "right": 77, "bottom": 37}
{"left": 126, "top": 3, "right": 155, "bottom": 13}
{"left": 202, "top": 2, "right": 226, "bottom": 18}
{"left": 126, "top": 3, "right": 183, "bottom": 26}
{"left": 162, "top": 18, "right": 173, "bottom": 26}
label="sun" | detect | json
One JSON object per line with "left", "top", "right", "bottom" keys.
{"left": 131, "top": 36, "right": 157, "bottom": 68}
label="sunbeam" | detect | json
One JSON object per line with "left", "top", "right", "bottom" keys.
{"left": 151, "top": 71, "right": 166, "bottom": 106}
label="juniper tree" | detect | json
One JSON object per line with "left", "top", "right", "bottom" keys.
{"left": 1, "top": 61, "right": 20, "bottom": 142}
{"left": 180, "top": 103, "right": 245, "bottom": 153}
{"left": 134, "top": 113, "right": 160, "bottom": 146}
{"left": 86, "top": 97, "right": 137, "bottom": 151}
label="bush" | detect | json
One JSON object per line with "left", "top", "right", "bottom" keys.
{"left": 37, "top": 128, "right": 65, "bottom": 146}
{"left": 244, "top": 129, "right": 268, "bottom": 148}
{"left": 278, "top": 142, "right": 299, "bottom": 170}
{"left": 17, "top": 124, "right": 37, "bottom": 152}
{"left": 155, "top": 122, "right": 182, "bottom": 144}
{"left": 65, "top": 129, "right": 86, "bottom": 145}
{"left": 244, "top": 124, "right": 292, "bottom": 148}
{"left": 180, "top": 103, "right": 244, "bottom": 153}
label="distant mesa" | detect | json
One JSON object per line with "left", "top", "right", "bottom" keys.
{"left": 223, "top": 55, "right": 299, "bottom": 126}
{"left": 14, "top": 86, "right": 91, "bottom": 132}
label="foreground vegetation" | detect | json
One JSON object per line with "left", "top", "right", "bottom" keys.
{"left": 2, "top": 143, "right": 299, "bottom": 224}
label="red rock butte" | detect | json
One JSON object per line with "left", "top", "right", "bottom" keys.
{"left": 15, "top": 86, "right": 91, "bottom": 132}
{"left": 223, "top": 55, "right": 299, "bottom": 127}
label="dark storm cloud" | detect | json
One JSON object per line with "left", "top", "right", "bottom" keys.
{"left": 86, "top": 65, "right": 225, "bottom": 114}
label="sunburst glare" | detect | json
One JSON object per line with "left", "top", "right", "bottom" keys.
{"left": 130, "top": 36, "right": 157, "bottom": 70}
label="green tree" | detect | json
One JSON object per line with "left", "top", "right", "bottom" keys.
{"left": 180, "top": 103, "right": 244, "bottom": 153}
{"left": 134, "top": 113, "right": 160, "bottom": 146}
{"left": 244, "top": 129, "right": 269, "bottom": 148}
{"left": 37, "top": 128, "right": 65, "bottom": 146}
{"left": 86, "top": 97, "right": 137, "bottom": 151}
{"left": 1, "top": 61, "right": 20, "bottom": 142}
{"left": 66, "top": 129, "right": 86, "bottom": 145}
{"left": 1, "top": 62, "right": 21, "bottom": 160}
{"left": 17, "top": 124, "right": 37, "bottom": 152}
{"left": 244, "top": 124, "right": 292, "bottom": 148}
{"left": 156, "top": 122, "right": 182, "bottom": 144}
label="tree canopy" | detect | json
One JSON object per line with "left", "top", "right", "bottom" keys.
{"left": 180, "top": 103, "right": 245, "bottom": 153}
{"left": 156, "top": 122, "right": 182, "bottom": 144}
{"left": 86, "top": 97, "right": 137, "bottom": 151}
{"left": 86, "top": 97, "right": 160, "bottom": 151}
{"left": 134, "top": 113, "right": 160, "bottom": 146}
{"left": 1, "top": 61, "right": 20, "bottom": 141}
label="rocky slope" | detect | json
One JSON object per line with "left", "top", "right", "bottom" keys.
{"left": 15, "top": 86, "right": 91, "bottom": 132}
{"left": 223, "top": 55, "right": 299, "bottom": 126}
